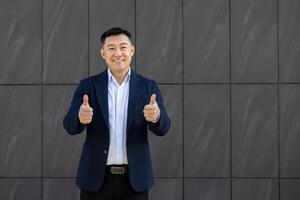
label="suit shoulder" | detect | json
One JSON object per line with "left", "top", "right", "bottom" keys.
{"left": 77, "top": 77, "right": 92, "bottom": 88}
{"left": 79, "top": 71, "right": 105, "bottom": 85}
{"left": 135, "top": 73, "right": 156, "bottom": 85}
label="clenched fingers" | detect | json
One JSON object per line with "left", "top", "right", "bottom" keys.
{"left": 143, "top": 104, "right": 160, "bottom": 123}
{"left": 78, "top": 104, "right": 93, "bottom": 124}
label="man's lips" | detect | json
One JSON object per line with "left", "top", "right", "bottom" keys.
{"left": 114, "top": 59, "right": 125, "bottom": 64}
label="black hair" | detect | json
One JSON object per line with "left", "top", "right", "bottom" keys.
{"left": 100, "top": 27, "right": 132, "bottom": 44}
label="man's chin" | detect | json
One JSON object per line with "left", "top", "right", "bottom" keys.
{"left": 109, "top": 66, "right": 130, "bottom": 73}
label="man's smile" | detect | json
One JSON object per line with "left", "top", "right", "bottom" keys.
{"left": 113, "top": 58, "right": 125, "bottom": 64}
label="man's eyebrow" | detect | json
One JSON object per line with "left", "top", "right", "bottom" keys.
{"left": 120, "top": 43, "right": 130, "bottom": 46}
{"left": 106, "top": 43, "right": 129, "bottom": 47}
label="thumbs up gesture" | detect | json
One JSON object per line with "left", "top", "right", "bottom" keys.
{"left": 78, "top": 95, "right": 93, "bottom": 124}
{"left": 143, "top": 94, "right": 160, "bottom": 123}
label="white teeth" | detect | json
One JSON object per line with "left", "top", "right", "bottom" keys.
{"left": 114, "top": 60, "right": 124, "bottom": 64}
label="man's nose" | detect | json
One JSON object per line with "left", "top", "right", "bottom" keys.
{"left": 114, "top": 48, "right": 122, "bottom": 56}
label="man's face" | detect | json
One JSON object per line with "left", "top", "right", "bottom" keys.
{"left": 100, "top": 34, "right": 135, "bottom": 74}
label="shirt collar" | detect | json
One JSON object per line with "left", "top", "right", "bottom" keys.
{"left": 107, "top": 68, "right": 131, "bottom": 84}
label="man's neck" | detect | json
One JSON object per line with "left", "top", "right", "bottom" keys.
{"left": 110, "top": 68, "right": 130, "bottom": 85}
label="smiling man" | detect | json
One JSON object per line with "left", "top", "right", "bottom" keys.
{"left": 63, "top": 27, "right": 171, "bottom": 200}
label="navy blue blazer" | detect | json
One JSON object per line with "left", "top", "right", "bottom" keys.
{"left": 63, "top": 69, "right": 171, "bottom": 192}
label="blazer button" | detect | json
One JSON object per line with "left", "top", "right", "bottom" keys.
{"left": 104, "top": 150, "right": 108, "bottom": 154}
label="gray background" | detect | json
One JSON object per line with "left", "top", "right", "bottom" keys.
{"left": 0, "top": 0, "right": 300, "bottom": 199}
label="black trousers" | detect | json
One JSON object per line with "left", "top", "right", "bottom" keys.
{"left": 80, "top": 169, "right": 148, "bottom": 200}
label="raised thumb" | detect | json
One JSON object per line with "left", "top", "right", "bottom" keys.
{"left": 150, "top": 94, "right": 156, "bottom": 104}
{"left": 83, "top": 94, "right": 89, "bottom": 106}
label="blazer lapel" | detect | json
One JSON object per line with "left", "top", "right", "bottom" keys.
{"left": 94, "top": 70, "right": 109, "bottom": 130}
{"left": 126, "top": 71, "right": 141, "bottom": 134}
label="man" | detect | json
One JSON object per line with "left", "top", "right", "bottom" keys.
{"left": 63, "top": 27, "right": 171, "bottom": 200}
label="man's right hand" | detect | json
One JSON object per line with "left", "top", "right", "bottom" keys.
{"left": 78, "top": 94, "right": 93, "bottom": 124}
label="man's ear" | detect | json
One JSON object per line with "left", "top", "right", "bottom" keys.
{"left": 131, "top": 45, "right": 135, "bottom": 56}
{"left": 100, "top": 48, "right": 106, "bottom": 60}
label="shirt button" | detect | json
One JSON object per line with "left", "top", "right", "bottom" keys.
{"left": 104, "top": 150, "right": 108, "bottom": 154}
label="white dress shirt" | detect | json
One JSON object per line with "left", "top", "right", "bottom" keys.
{"left": 106, "top": 68, "right": 130, "bottom": 165}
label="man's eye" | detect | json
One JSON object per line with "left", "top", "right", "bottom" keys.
{"left": 121, "top": 47, "right": 127, "bottom": 50}
{"left": 108, "top": 48, "right": 115, "bottom": 51}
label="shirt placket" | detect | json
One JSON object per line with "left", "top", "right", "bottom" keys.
{"left": 115, "top": 83, "right": 122, "bottom": 163}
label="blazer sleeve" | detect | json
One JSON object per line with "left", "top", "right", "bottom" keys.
{"left": 148, "top": 82, "right": 171, "bottom": 136}
{"left": 63, "top": 79, "right": 90, "bottom": 135}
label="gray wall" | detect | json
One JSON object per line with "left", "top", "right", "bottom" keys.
{"left": 0, "top": 0, "right": 300, "bottom": 199}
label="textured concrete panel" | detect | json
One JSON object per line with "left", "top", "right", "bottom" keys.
{"left": 149, "top": 85, "right": 182, "bottom": 177}
{"left": 43, "top": 85, "right": 85, "bottom": 177}
{"left": 136, "top": 0, "right": 182, "bottom": 83}
{"left": 280, "top": 85, "right": 300, "bottom": 177}
{"left": 89, "top": 0, "right": 135, "bottom": 76}
{"left": 280, "top": 179, "right": 300, "bottom": 200}
{"left": 184, "top": 0, "right": 229, "bottom": 83}
{"left": 0, "top": 179, "right": 41, "bottom": 200}
{"left": 232, "top": 85, "right": 278, "bottom": 177}
{"left": 0, "top": 0, "right": 41, "bottom": 84}
{"left": 43, "top": 0, "right": 88, "bottom": 84}
{"left": 149, "top": 179, "right": 182, "bottom": 200}
{"left": 43, "top": 178, "right": 79, "bottom": 200}
{"left": 232, "top": 179, "right": 279, "bottom": 200}
{"left": 231, "top": 0, "right": 277, "bottom": 82}
{"left": 279, "top": 0, "right": 300, "bottom": 82}
{"left": 184, "top": 179, "right": 230, "bottom": 200}
{"left": 0, "top": 86, "right": 41, "bottom": 177}
{"left": 184, "top": 85, "right": 230, "bottom": 177}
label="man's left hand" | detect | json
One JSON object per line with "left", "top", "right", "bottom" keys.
{"left": 143, "top": 94, "right": 160, "bottom": 123}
